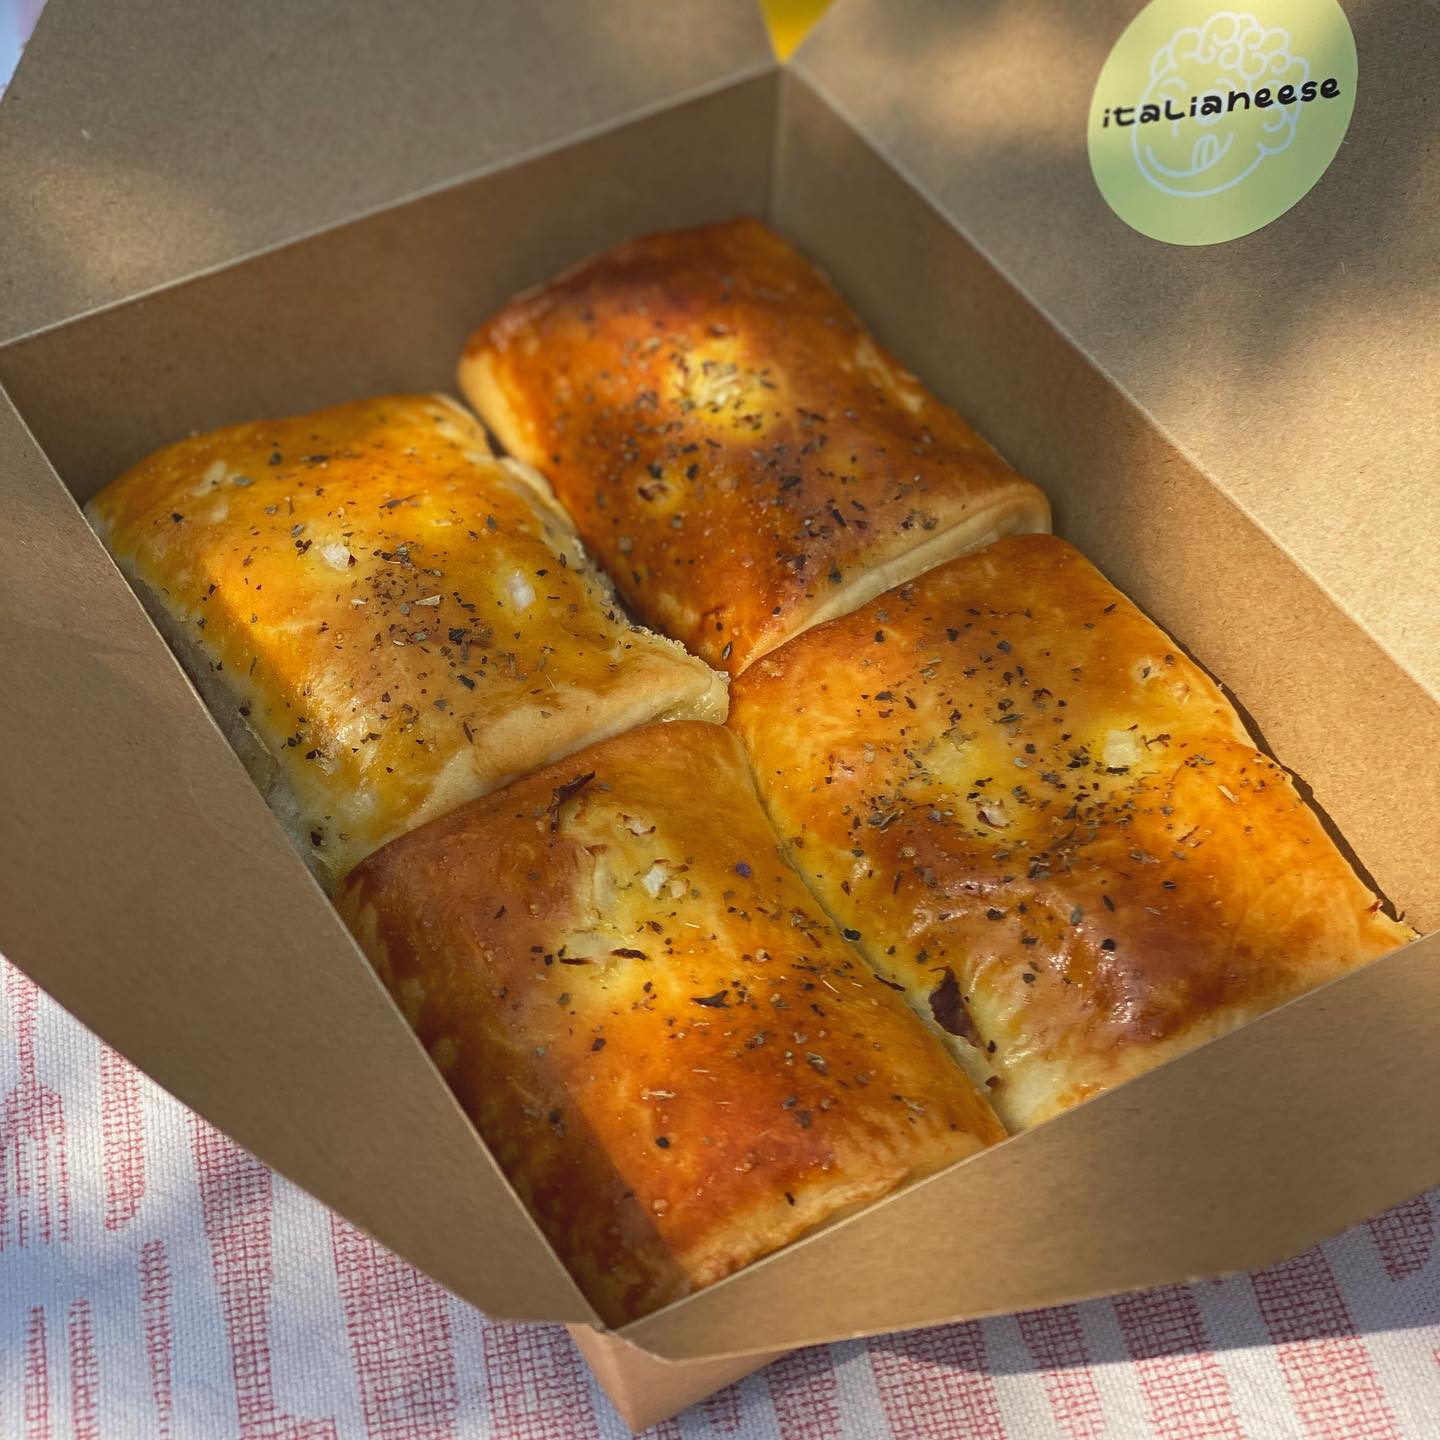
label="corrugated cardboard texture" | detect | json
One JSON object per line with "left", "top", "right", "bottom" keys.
{"left": 0, "top": 0, "right": 772, "bottom": 342}
{"left": 0, "top": 390, "right": 595, "bottom": 1328}
{"left": 796, "top": 0, "right": 1440, "bottom": 697}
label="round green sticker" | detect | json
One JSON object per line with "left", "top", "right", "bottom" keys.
{"left": 1087, "top": 0, "right": 1358, "bottom": 245}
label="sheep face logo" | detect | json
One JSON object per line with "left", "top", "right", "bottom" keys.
{"left": 1088, "top": 0, "right": 1357, "bottom": 245}
{"left": 1136, "top": 14, "right": 1306, "bottom": 197}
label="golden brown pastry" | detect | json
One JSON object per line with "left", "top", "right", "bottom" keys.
{"left": 87, "top": 395, "right": 725, "bottom": 888}
{"left": 334, "top": 721, "right": 1003, "bottom": 1324}
{"left": 730, "top": 535, "right": 1412, "bottom": 1130}
{"left": 460, "top": 218, "right": 1050, "bottom": 675}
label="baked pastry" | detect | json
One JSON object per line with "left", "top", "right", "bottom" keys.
{"left": 460, "top": 218, "right": 1050, "bottom": 675}
{"left": 334, "top": 721, "right": 1004, "bottom": 1324}
{"left": 87, "top": 394, "right": 725, "bottom": 888}
{"left": 730, "top": 534, "right": 1413, "bottom": 1130}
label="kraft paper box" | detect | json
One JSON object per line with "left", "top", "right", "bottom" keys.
{"left": 2, "top": 0, "right": 1438, "bottom": 1429}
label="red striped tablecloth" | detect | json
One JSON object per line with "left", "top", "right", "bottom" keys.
{"left": 3, "top": 957, "right": 1439, "bottom": 1439}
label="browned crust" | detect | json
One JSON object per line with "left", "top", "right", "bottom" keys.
{"left": 335, "top": 721, "right": 1003, "bottom": 1323}
{"left": 461, "top": 218, "right": 1050, "bottom": 675}
{"left": 87, "top": 394, "right": 725, "bottom": 886}
{"left": 730, "top": 535, "right": 1413, "bottom": 1129}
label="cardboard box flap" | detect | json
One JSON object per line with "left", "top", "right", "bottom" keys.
{"left": 0, "top": 393, "right": 598, "bottom": 1328}
{"left": 794, "top": 0, "right": 1440, "bottom": 697}
{"left": 0, "top": 0, "right": 774, "bottom": 345}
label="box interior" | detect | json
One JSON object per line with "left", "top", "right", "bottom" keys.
{"left": 3, "top": 39, "right": 1439, "bottom": 1364}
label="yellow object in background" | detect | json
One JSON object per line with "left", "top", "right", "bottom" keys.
{"left": 761, "top": 0, "right": 833, "bottom": 59}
